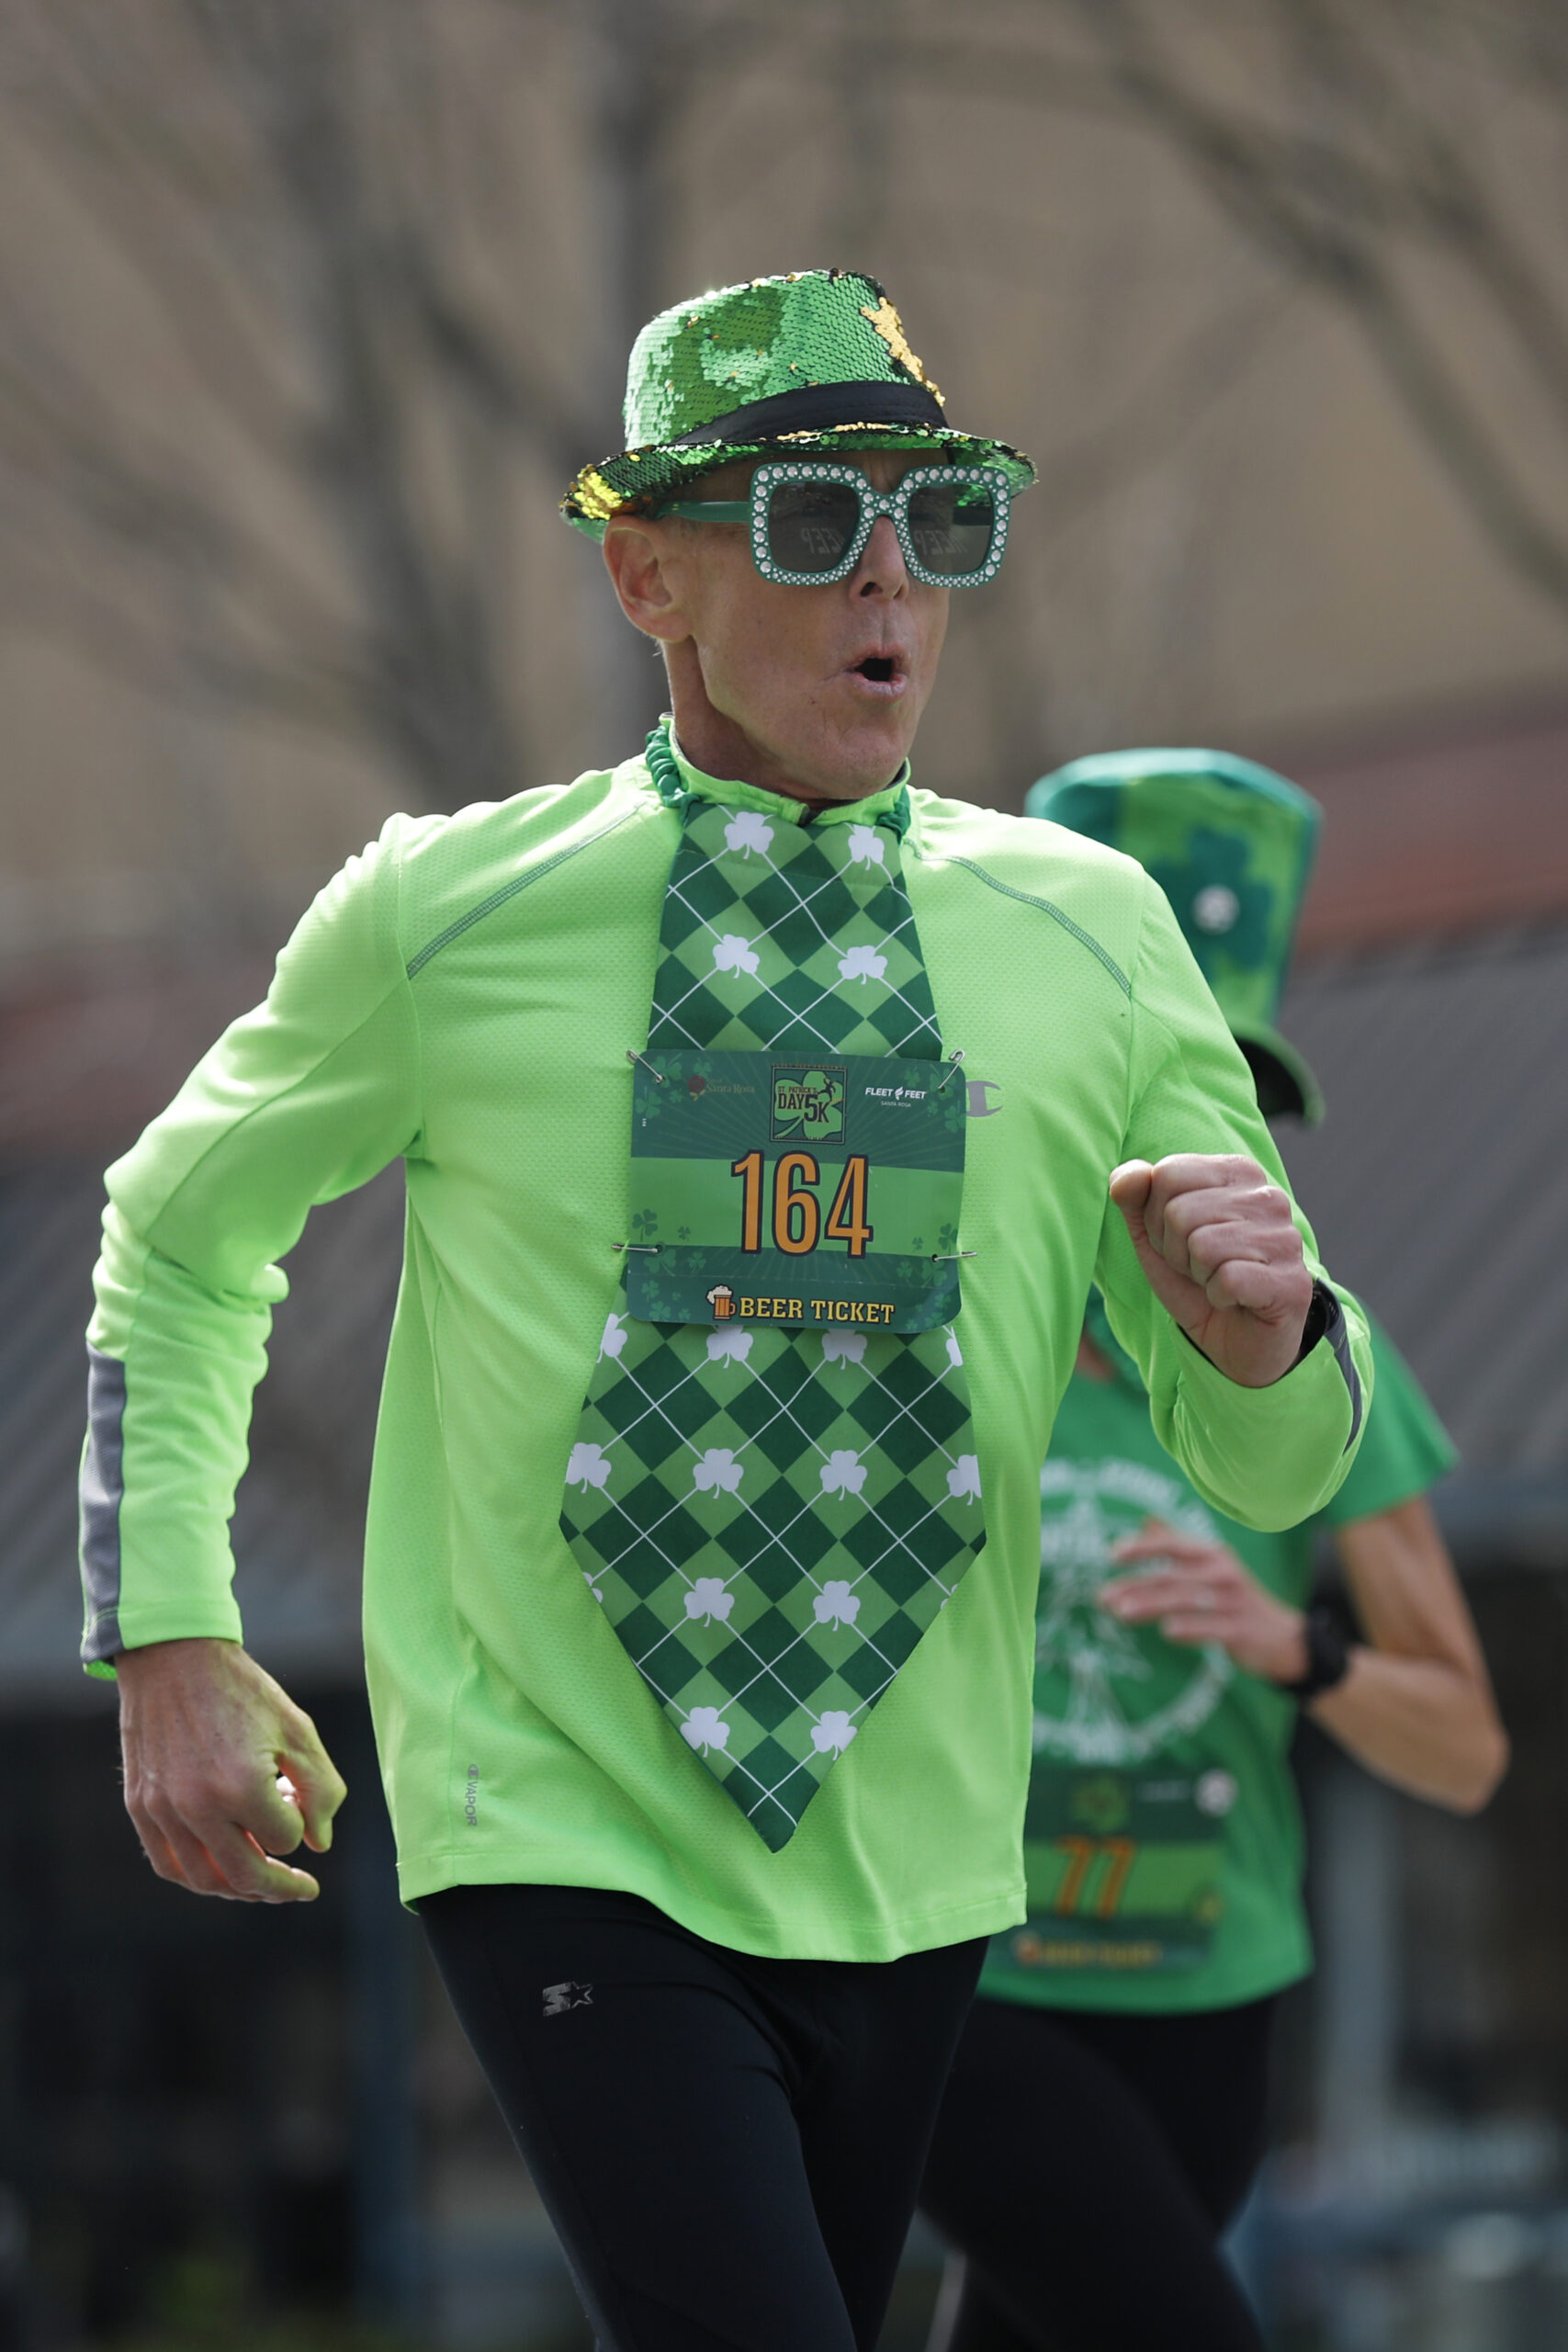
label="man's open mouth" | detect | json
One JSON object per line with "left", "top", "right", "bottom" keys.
{"left": 852, "top": 656, "right": 899, "bottom": 684}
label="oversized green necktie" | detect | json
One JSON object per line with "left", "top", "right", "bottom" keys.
{"left": 561, "top": 725, "right": 986, "bottom": 1849}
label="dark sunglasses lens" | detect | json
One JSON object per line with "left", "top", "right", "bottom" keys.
{"left": 907, "top": 482, "right": 998, "bottom": 575}
{"left": 766, "top": 481, "right": 862, "bottom": 573}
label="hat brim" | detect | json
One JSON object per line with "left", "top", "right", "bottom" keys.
{"left": 1233, "top": 1021, "right": 1325, "bottom": 1126}
{"left": 562, "top": 424, "right": 1037, "bottom": 537}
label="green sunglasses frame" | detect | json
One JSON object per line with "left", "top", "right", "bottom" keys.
{"left": 655, "top": 459, "right": 1011, "bottom": 586}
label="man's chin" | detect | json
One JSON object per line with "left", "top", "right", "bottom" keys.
{"left": 805, "top": 696, "right": 919, "bottom": 797}
{"left": 698, "top": 680, "right": 920, "bottom": 802}
{"left": 801, "top": 740, "right": 914, "bottom": 801}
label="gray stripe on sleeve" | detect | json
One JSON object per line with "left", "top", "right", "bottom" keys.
{"left": 1318, "top": 1284, "right": 1365, "bottom": 1453}
{"left": 79, "top": 1345, "right": 127, "bottom": 1664}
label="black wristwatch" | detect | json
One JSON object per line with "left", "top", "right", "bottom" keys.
{"left": 1279, "top": 1602, "right": 1354, "bottom": 1701}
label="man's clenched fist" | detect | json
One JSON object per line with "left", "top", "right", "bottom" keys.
{"left": 118, "top": 1637, "right": 346, "bottom": 1902}
{"left": 1109, "top": 1154, "right": 1314, "bottom": 1389}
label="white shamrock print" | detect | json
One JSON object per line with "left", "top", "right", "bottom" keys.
{"left": 713, "top": 933, "right": 761, "bottom": 978}
{"left": 944, "top": 1327, "right": 964, "bottom": 1370}
{"left": 707, "top": 1326, "right": 754, "bottom": 1367}
{"left": 583, "top": 1569, "right": 604, "bottom": 1604}
{"left": 821, "top": 1329, "right": 867, "bottom": 1368}
{"left": 813, "top": 1580, "right": 861, "bottom": 1627}
{"left": 725, "top": 810, "right": 773, "bottom": 859}
{"left": 812, "top": 1711, "right": 858, "bottom": 1754}
{"left": 682, "top": 1706, "right": 730, "bottom": 1753}
{"left": 947, "top": 1453, "right": 982, "bottom": 1504}
{"left": 838, "top": 944, "right": 887, "bottom": 987}
{"left": 566, "top": 1442, "right": 613, "bottom": 1493}
{"left": 820, "top": 1449, "right": 868, "bottom": 1498}
{"left": 846, "top": 825, "right": 886, "bottom": 870}
{"left": 685, "top": 1577, "right": 735, "bottom": 1624}
{"left": 693, "top": 1447, "right": 744, "bottom": 1495}
{"left": 599, "top": 1313, "right": 628, "bottom": 1363}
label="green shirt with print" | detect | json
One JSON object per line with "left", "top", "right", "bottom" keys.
{"left": 978, "top": 1309, "right": 1453, "bottom": 2013}
{"left": 80, "top": 742, "right": 1371, "bottom": 1964}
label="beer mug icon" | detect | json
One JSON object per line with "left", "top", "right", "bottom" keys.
{"left": 707, "top": 1284, "right": 735, "bottom": 1321}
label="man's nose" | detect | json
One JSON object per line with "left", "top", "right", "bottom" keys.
{"left": 852, "top": 514, "right": 909, "bottom": 597}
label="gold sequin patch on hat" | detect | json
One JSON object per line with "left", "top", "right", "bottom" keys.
{"left": 572, "top": 467, "right": 624, "bottom": 523}
{"left": 860, "top": 299, "right": 944, "bottom": 408}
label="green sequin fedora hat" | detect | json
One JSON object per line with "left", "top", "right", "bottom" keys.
{"left": 1027, "top": 749, "right": 1325, "bottom": 1125}
{"left": 561, "top": 267, "right": 1037, "bottom": 537}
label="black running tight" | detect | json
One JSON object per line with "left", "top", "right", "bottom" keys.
{"left": 920, "top": 1993, "right": 1275, "bottom": 2352}
{"left": 422, "top": 1882, "right": 985, "bottom": 2352}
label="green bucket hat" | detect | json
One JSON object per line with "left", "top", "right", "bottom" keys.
{"left": 1026, "top": 749, "right": 1325, "bottom": 1124}
{"left": 561, "top": 267, "right": 1036, "bottom": 537}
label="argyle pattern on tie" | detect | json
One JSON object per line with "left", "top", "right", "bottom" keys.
{"left": 560, "top": 730, "right": 986, "bottom": 1849}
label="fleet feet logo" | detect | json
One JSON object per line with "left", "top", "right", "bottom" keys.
{"left": 541, "top": 1981, "right": 593, "bottom": 2018}
{"left": 771, "top": 1062, "right": 845, "bottom": 1142}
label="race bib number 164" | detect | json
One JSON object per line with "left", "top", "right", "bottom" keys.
{"left": 625, "top": 1048, "right": 967, "bottom": 1332}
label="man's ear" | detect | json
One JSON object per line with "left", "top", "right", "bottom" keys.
{"left": 603, "top": 518, "right": 689, "bottom": 645}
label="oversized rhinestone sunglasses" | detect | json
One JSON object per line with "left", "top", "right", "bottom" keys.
{"left": 655, "top": 459, "right": 1010, "bottom": 586}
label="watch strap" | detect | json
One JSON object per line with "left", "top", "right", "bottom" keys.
{"left": 1280, "top": 1600, "right": 1353, "bottom": 1701}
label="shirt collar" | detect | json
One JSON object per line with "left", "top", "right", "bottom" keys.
{"left": 649, "top": 719, "right": 912, "bottom": 838}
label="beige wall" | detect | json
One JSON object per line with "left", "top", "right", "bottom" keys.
{"left": 1, "top": 0, "right": 1563, "bottom": 995}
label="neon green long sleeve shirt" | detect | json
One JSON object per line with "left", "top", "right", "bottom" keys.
{"left": 81, "top": 744, "right": 1370, "bottom": 1961}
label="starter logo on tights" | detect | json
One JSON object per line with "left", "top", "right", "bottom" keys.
{"left": 542, "top": 1980, "right": 593, "bottom": 2018}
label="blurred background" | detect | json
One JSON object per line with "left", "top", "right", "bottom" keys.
{"left": 2, "top": 1, "right": 1567, "bottom": 2346}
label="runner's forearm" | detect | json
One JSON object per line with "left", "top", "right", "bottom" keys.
{"left": 1308, "top": 1647, "right": 1507, "bottom": 1813}
{"left": 1095, "top": 880, "right": 1371, "bottom": 1532}
{"left": 80, "top": 822, "right": 423, "bottom": 1671}
{"left": 1311, "top": 1499, "right": 1507, "bottom": 1812}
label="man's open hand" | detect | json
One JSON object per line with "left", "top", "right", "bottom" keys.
{"left": 117, "top": 1637, "right": 347, "bottom": 1902}
{"left": 1109, "top": 1155, "right": 1313, "bottom": 1389}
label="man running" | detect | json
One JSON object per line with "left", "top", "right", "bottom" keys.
{"left": 920, "top": 750, "right": 1506, "bottom": 2352}
{"left": 81, "top": 274, "right": 1371, "bottom": 2352}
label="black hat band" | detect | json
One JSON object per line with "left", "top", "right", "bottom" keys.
{"left": 669, "top": 379, "right": 948, "bottom": 450}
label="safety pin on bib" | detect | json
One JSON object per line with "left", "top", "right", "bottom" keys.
{"left": 626, "top": 1048, "right": 666, "bottom": 1082}
{"left": 934, "top": 1049, "right": 966, "bottom": 1092}
{"left": 931, "top": 1250, "right": 977, "bottom": 1261}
